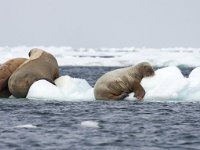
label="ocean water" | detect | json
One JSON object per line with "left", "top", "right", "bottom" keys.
{"left": 1, "top": 66, "right": 200, "bottom": 150}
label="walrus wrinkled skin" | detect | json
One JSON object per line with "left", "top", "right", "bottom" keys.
{"left": 8, "top": 48, "right": 59, "bottom": 98}
{"left": 94, "top": 62, "right": 155, "bottom": 100}
{"left": 0, "top": 58, "right": 27, "bottom": 98}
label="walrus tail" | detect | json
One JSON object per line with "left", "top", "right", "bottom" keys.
{"left": 37, "top": 78, "right": 56, "bottom": 85}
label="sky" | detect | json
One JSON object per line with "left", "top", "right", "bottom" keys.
{"left": 0, "top": 0, "right": 200, "bottom": 48}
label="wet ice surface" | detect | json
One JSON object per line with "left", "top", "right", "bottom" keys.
{"left": 1, "top": 66, "right": 200, "bottom": 150}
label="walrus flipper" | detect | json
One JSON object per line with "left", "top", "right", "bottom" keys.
{"left": 133, "top": 82, "right": 145, "bottom": 100}
{"left": 108, "top": 92, "right": 129, "bottom": 100}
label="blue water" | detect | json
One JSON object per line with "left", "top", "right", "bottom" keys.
{"left": 0, "top": 66, "right": 200, "bottom": 150}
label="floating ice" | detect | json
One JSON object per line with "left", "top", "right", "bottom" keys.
{"left": 80, "top": 121, "right": 99, "bottom": 128}
{"left": 141, "top": 66, "right": 188, "bottom": 100}
{"left": 126, "top": 66, "right": 200, "bottom": 102}
{"left": 180, "top": 67, "right": 200, "bottom": 101}
{"left": 27, "top": 80, "right": 63, "bottom": 100}
{"left": 55, "top": 76, "right": 94, "bottom": 100}
{"left": 14, "top": 124, "right": 37, "bottom": 128}
{"left": 27, "top": 75, "right": 95, "bottom": 101}
{"left": 27, "top": 66, "right": 200, "bottom": 102}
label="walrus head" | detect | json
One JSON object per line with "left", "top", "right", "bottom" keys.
{"left": 136, "top": 62, "right": 155, "bottom": 77}
{"left": 28, "top": 48, "right": 44, "bottom": 60}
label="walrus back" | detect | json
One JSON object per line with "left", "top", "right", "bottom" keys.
{"left": 94, "top": 67, "right": 132, "bottom": 100}
{"left": 8, "top": 69, "right": 40, "bottom": 98}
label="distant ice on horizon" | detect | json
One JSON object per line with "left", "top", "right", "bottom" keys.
{"left": 0, "top": 46, "right": 200, "bottom": 67}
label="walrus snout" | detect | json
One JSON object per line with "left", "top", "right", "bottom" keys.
{"left": 137, "top": 62, "right": 155, "bottom": 77}
{"left": 146, "top": 68, "right": 155, "bottom": 76}
{"left": 143, "top": 66, "right": 155, "bottom": 77}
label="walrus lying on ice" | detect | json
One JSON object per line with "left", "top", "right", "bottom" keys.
{"left": 94, "top": 62, "right": 155, "bottom": 100}
{"left": 8, "top": 48, "right": 59, "bottom": 98}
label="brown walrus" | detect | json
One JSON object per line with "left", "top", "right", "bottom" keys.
{"left": 0, "top": 58, "right": 27, "bottom": 98}
{"left": 8, "top": 48, "right": 59, "bottom": 98}
{"left": 94, "top": 62, "right": 155, "bottom": 100}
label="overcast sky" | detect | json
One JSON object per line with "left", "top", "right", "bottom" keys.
{"left": 0, "top": 0, "right": 199, "bottom": 48}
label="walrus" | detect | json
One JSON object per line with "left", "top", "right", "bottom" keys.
{"left": 94, "top": 62, "right": 155, "bottom": 100}
{"left": 0, "top": 58, "right": 27, "bottom": 98}
{"left": 8, "top": 48, "right": 59, "bottom": 98}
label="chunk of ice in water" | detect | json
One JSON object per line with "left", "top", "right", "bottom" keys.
{"left": 14, "top": 124, "right": 37, "bottom": 128}
{"left": 80, "top": 121, "right": 99, "bottom": 128}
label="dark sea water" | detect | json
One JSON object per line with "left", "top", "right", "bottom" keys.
{"left": 0, "top": 66, "right": 200, "bottom": 150}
